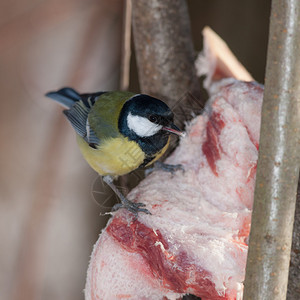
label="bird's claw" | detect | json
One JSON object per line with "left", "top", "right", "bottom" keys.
{"left": 145, "top": 161, "right": 185, "bottom": 176}
{"left": 112, "top": 199, "right": 151, "bottom": 218}
{"left": 159, "top": 162, "right": 184, "bottom": 174}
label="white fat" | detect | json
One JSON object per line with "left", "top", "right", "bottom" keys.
{"left": 127, "top": 113, "right": 162, "bottom": 137}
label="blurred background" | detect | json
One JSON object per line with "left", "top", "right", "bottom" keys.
{"left": 0, "top": 0, "right": 271, "bottom": 299}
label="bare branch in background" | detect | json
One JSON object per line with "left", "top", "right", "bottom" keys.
{"left": 288, "top": 179, "right": 300, "bottom": 299}
{"left": 132, "top": 0, "right": 203, "bottom": 126}
{"left": 244, "top": 0, "right": 300, "bottom": 299}
{"left": 120, "top": 0, "right": 132, "bottom": 91}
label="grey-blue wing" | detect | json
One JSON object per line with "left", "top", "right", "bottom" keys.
{"left": 46, "top": 88, "right": 108, "bottom": 147}
{"left": 63, "top": 100, "right": 100, "bottom": 147}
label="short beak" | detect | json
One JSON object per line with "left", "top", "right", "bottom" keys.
{"left": 162, "top": 124, "right": 185, "bottom": 137}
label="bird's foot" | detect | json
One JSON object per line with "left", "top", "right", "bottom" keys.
{"left": 145, "top": 161, "right": 184, "bottom": 176}
{"left": 102, "top": 175, "right": 151, "bottom": 218}
{"left": 112, "top": 197, "right": 151, "bottom": 218}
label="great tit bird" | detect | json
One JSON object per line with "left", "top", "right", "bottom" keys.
{"left": 46, "top": 88, "right": 183, "bottom": 215}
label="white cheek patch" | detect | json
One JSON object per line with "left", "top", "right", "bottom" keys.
{"left": 127, "top": 113, "right": 162, "bottom": 137}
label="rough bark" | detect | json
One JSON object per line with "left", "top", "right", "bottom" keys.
{"left": 243, "top": 0, "right": 300, "bottom": 299}
{"left": 132, "top": 0, "right": 203, "bottom": 128}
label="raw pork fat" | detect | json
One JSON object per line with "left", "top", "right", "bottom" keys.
{"left": 85, "top": 79, "right": 263, "bottom": 300}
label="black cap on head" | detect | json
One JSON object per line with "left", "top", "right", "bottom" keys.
{"left": 124, "top": 94, "right": 174, "bottom": 125}
{"left": 118, "top": 94, "right": 183, "bottom": 156}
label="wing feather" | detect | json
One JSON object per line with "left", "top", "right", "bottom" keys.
{"left": 64, "top": 99, "right": 100, "bottom": 146}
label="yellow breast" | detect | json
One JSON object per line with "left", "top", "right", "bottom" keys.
{"left": 76, "top": 135, "right": 146, "bottom": 176}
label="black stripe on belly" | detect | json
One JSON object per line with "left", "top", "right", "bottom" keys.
{"left": 136, "top": 133, "right": 169, "bottom": 156}
{"left": 139, "top": 156, "right": 155, "bottom": 168}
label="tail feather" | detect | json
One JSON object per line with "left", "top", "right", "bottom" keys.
{"left": 45, "top": 87, "right": 81, "bottom": 108}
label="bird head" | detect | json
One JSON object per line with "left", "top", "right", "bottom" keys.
{"left": 119, "top": 94, "right": 183, "bottom": 139}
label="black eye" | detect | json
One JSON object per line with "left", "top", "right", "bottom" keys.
{"left": 149, "top": 115, "right": 158, "bottom": 123}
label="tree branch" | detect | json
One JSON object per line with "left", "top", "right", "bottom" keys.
{"left": 244, "top": 0, "right": 300, "bottom": 298}
{"left": 120, "top": 0, "right": 132, "bottom": 91}
{"left": 132, "top": 0, "right": 203, "bottom": 127}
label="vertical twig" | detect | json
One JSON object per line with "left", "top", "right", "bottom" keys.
{"left": 119, "top": 0, "right": 132, "bottom": 193}
{"left": 287, "top": 179, "right": 300, "bottom": 299}
{"left": 131, "top": 0, "right": 203, "bottom": 126}
{"left": 243, "top": 0, "right": 300, "bottom": 299}
{"left": 120, "top": 0, "right": 132, "bottom": 91}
